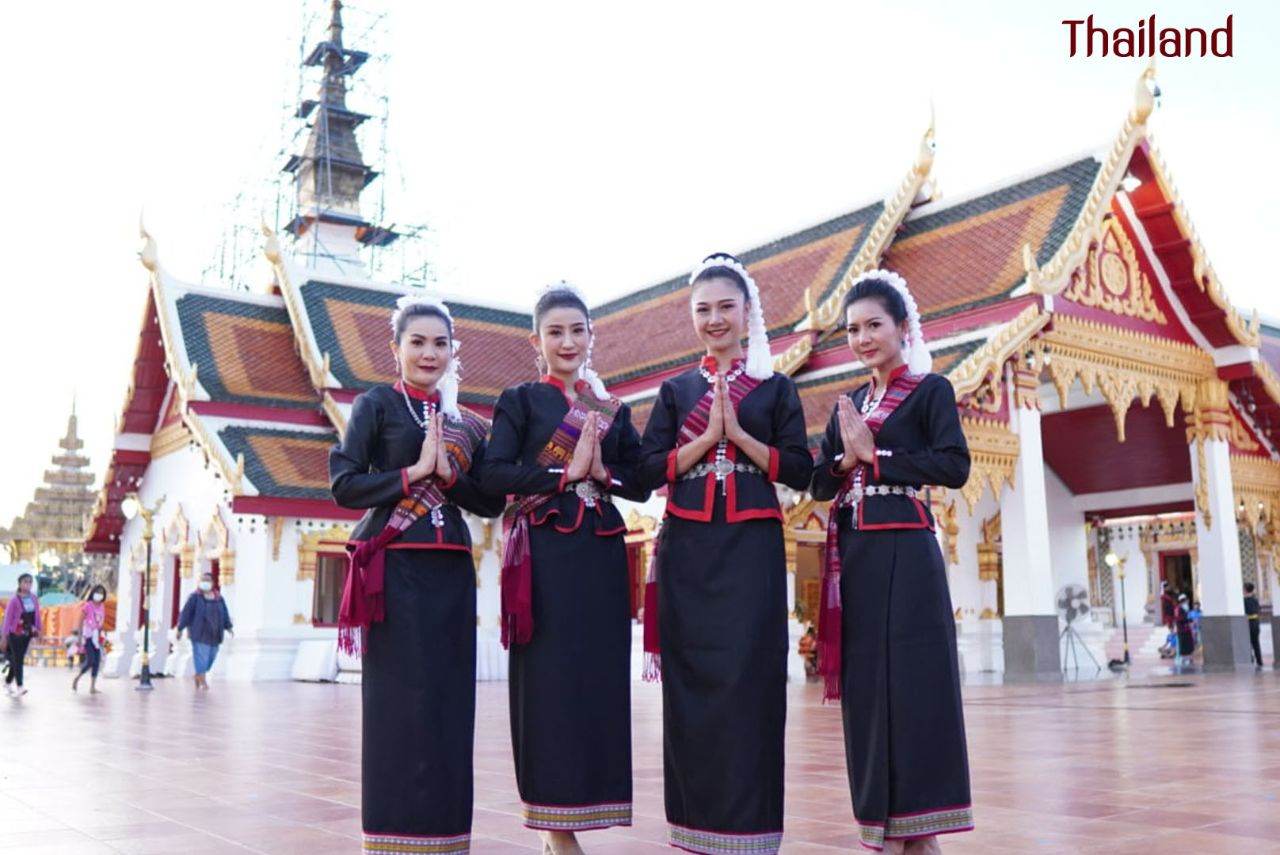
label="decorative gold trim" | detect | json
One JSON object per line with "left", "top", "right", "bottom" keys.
{"left": 1227, "top": 406, "right": 1261, "bottom": 454}
{"left": 1254, "top": 359, "right": 1280, "bottom": 415}
{"left": 1063, "top": 217, "right": 1167, "bottom": 324}
{"left": 201, "top": 511, "right": 235, "bottom": 586}
{"left": 297, "top": 523, "right": 352, "bottom": 581}
{"left": 624, "top": 508, "right": 658, "bottom": 540}
{"left": 150, "top": 406, "right": 190, "bottom": 458}
{"left": 1194, "top": 438, "right": 1213, "bottom": 531}
{"left": 772, "top": 335, "right": 814, "bottom": 376}
{"left": 1040, "top": 314, "right": 1215, "bottom": 442}
{"left": 931, "top": 494, "right": 959, "bottom": 566}
{"left": 977, "top": 512, "right": 1002, "bottom": 582}
{"left": 1231, "top": 455, "right": 1280, "bottom": 529}
{"left": 322, "top": 390, "right": 349, "bottom": 438}
{"left": 1024, "top": 64, "right": 1156, "bottom": 296}
{"left": 269, "top": 516, "right": 285, "bottom": 562}
{"left": 947, "top": 306, "right": 1051, "bottom": 399}
{"left": 262, "top": 222, "right": 335, "bottom": 391}
{"left": 958, "top": 417, "right": 1019, "bottom": 512}
{"left": 1142, "top": 136, "right": 1260, "bottom": 348}
{"left": 806, "top": 121, "right": 937, "bottom": 335}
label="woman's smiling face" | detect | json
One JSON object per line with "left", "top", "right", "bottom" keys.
{"left": 844, "top": 296, "right": 907, "bottom": 372}
{"left": 691, "top": 277, "right": 748, "bottom": 355}
{"left": 392, "top": 314, "right": 452, "bottom": 391}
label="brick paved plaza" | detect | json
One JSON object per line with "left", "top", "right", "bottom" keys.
{"left": 1, "top": 667, "right": 1278, "bottom": 854}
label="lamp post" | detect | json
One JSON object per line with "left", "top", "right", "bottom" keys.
{"left": 1105, "top": 550, "right": 1130, "bottom": 666}
{"left": 121, "top": 492, "right": 164, "bottom": 691}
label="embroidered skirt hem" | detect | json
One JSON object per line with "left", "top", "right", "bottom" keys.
{"left": 363, "top": 830, "right": 470, "bottom": 854}
{"left": 856, "top": 804, "right": 975, "bottom": 850}
{"left": 668, "top": 823, "right": 783, "bottom": 854}
{"left": 522, "top": 800, "right": 632, "bottom": 831}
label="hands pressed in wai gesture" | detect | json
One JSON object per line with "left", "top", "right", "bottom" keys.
{"left": 835, "top": 396, "right": 876, "bottom": 473}
{"left": 407, "top": 413, "right": 453, "bottom": 484}
{"left": 566, "top": 413, "right": 608, "bottom": 483}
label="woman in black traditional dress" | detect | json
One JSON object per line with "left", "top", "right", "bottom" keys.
{"left": 637, "top": 253, "right": 812, "bottom": 855}
{"left": 482, "top": 283, "right": 648, "bottom": 854}
{"left": 811, "top": 271, "right": 973, "bottom": 853}
{"left": 330, "top": 294, "right": 504, "bottom": 855}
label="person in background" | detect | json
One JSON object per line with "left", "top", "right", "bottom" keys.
{"left": 1188, "top": 599, "right": 1203, "bottom": 650}
{"left": 1244, "top": 582, "right": 1264, "bottom": 671}
{"left": 1173, "top": 593, "right": 1195, "bottom": 671}
{"left": 176, "top": 572, "right": 233, "bottom": 689}
{"left": 72, "top": 584, "right": 108, "bottom": 693}
{"left": 2, "top": 573, "right": 42, "bottom": 697}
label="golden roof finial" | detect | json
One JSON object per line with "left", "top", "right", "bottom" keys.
{"left": 139, "top": 211, "right": 158, "bottom": 272}
{"left": 915, "top": 103, "right": 937, "bottom": 175}
{"left": 261, "top": 218, "right": 282, "bottom": 265}
{"left": 1133, "top": 60, "right": 1159, "bottom": 124}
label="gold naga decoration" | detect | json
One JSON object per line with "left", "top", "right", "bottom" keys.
{"left": 1063, "top": 217, "right": 1167, "bottom": 324}
{"left": 801, "top": 119, "right": 938, "bottom": 338}
{"left": 957, "top": 417, "right": 1019, "bottom": 511}
{"left": 947, "top": 305, "right": 1051, "bottom": 400}
{"left": 977, "top": 512, "right": 1002, "bottom": 582}
{"left": 930, "top": 494, "right": 960, "bottom": 566}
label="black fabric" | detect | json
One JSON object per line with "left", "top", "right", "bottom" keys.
{"left": 509, "top": 523, "right": 633, "bottom": 809}
{"left": 657, "top": 510, "right": 788, "bottom": 836}
{"left": 78, "top": 640, "right": 101, "bottom": 679}
{"left": 482, "top": 381, "right": 646, "bottom": 813}
{"left": 636, "top": 369, "right": 812, "bottom": 509}
{"left": 482, "top": 381, "right": 649, "bottom": 512}
{"left": 362, "top": 550, "right": 476, "bottom": 838}
{"left": 836, "top": 514, "right": 970, "bottom": 827}
{"left": 812, "top": 374, "right": 970, "bottom": 527}
{"left": 5, "top": 635, "right": 29, "bottom": 686}
{"left": 330, "top": 385, "right": 505, "bottom": 545}
{"left": 635, "top": 367, "right": 805, "bottom": 841}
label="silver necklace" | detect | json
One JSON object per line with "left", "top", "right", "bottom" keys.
{"left": 861, "top": 383, "right": 886, "bottom": 416}
{"left": 699, "top": 361, "right": 745, "bottom": 384}
{"left": 400, "top": 385, "right": 436, "bottom": 431}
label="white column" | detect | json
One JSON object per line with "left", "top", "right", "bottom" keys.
{"left": 1000, "top": 397, "right": 1061, "bottom": 675}
{"left": 1190, "top": 435, "right": 1251, "bottom": 667}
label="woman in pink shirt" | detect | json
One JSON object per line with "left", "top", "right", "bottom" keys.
{"left": 72, "top": 584, "right": 108, "bottom": 693}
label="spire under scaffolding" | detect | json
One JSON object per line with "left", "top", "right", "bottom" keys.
{"left": 284, "top": 0, "right": 399, "bottom": 253}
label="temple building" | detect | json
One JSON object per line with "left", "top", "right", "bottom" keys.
{"left": 2, "top": 405, "right": 112, "bottom": 588}
{"left": 86, "top": 8, "right": 1279, "bottom": 680}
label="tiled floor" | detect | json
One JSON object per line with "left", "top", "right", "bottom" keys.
{"left": 1, "top": 665, "right": 1278, "bottom": 853}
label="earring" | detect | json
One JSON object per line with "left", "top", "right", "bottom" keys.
{"left": 534, "top": 349, "right": 547, "bottom": 377}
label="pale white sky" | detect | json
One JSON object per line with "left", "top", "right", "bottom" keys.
{"left": 1, "top": 0, "right": 1275, "bottom": 524}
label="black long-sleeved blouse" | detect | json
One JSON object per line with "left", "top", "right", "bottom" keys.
{"left": 811, "top": 371, "right": 970, "bottom": 530}
{"left": 481, "top": 377, "right": 650, "bottom": 534}
{"left": 329, "top": 385, "right": 505, "bottom": 549}
{"left": 637, "top": 367, "right": 812, "bottom": 523}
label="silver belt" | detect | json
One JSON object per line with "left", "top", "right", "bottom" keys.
{"left": 680, "top": 460, "right": 763, "bottom": 481}
{"left": 570, "top": 479, "right": 606, "bottom": 508}
{"left": 838, "top": 485, "right": 920, "bottom": 506}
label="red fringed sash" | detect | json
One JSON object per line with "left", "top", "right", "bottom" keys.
{"left": 642, "top": 358, "right": 762, "bottom": 681}
{"left": 817, "top": 369, "right": 926, "bottom": 701}
{"left": 500, "top": 380, "right": 621, "bottom": 649}
{"left": 338, "top": 412, "right": 485, "bottom": 656}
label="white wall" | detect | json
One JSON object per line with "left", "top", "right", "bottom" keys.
{"left": 1045, "top": 467, "right": 1091, "bottom": 600}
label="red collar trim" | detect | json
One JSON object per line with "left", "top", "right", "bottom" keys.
{"left": 540, "top": 374, "right": 583, "bottom": 404}
{"left": 394, "top": 379, "right": 440, "bottom": 405}
{"left": 540, "top": 374, "right": 566, "bottom": 392}
{"left": 888, "top": 363, "right": 910, "bottom": 381}
{"left": 699, "top": 356, "right": 746, "bottom": 374}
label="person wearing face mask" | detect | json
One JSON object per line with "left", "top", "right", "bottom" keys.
{"left": 176, "top": 572, "right": 234, "bottom": 689}
{"left": 636, "top": 254, "right": 812, "bottom": 855}
{"left": 72, "top": 585, "right": 109, "bottom": 693}
{"left": 330, "top": 294, "right": 504, "bottom": 855}
{"left": 2, "top": 573, "right": 41, "bottom": 697}
{"left": 481, "top": 283, "right": 649, "bottom": 854}
{"left": 811, "top": 272, "right": 973, "bottom": 853}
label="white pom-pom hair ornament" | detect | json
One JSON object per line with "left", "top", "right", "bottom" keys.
{"left": 688, "top": 253, "right": 774, "bottom": 380}
{"left": 389, "top": 293, "right": 462, "bottom": 418}
{"left": 843, "top": 269, "right": 932, "bottom": 375}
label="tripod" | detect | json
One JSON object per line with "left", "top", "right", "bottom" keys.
{"left": 1060, "top": 621, "right": 1102, "bottom": 672}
